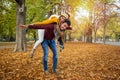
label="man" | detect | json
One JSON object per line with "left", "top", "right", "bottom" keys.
{"left": 20, "top": 19, "right": 71, "bottom": 74}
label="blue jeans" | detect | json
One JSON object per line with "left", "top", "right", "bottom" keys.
{"left": 41, "top": 39, "right": 58, "bottom": 71}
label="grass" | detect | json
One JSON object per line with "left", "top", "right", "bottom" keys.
{"left": 0, "top": 42, "right": 34, "bottom": 46}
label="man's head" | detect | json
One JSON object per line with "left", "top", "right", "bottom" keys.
{"left": 60, "top": 19, "right": 71, "bottom": 30}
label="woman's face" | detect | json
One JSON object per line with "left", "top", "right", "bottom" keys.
{"left": 59, "top": 16, "right": 66, "bottom": 23}
{"left": 60, "top": 22, "right": 69, "bottom": 30}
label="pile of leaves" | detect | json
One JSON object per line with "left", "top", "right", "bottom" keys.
{"left": 0, "top": 42, "right": 120, "bottom": 80}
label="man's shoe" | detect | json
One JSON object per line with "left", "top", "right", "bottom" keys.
{"left": 52, "top": 69, "right": 60, "bottom": 74}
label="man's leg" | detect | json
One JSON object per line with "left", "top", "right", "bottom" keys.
{"left": 49, "top": 39, "right": 58, "bottom": 72}
{"left": 41, "top": 39, "right": 49, "bottom": 72}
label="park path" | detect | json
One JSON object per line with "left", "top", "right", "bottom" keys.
{"left": 95, "top": 41, "right": 120, "bottom": 46}
{"left": 0, "top": 45, "right": 14, "bottom": 49}
{"left": 0, "top": 42, "right": 33, "bottom": 49}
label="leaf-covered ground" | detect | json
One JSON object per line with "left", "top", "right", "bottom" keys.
{"left": 0, "top": 42, "right": 120, "bottom": 80}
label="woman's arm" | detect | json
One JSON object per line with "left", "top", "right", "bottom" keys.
{"left": 33, "top": 17, "right": 58, "bottom": 25}
{"left": 20, "top": 24, "right": 54, "bottom": 29}
{"left": 54, "top": 25, "right": 64, "bottom": 38}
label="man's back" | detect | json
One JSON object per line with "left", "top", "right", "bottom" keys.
{"left": 44, "top": 24, "right": 55, "bottom": 40}
{"left": 28, "top": 24, "right": 55, "bottom": 40}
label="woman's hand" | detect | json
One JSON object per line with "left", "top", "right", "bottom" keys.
{"left": 19, "top": 24, "right": 27, "bottom": 28}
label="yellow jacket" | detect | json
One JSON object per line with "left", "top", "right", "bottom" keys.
{"left": 33, "top": 15, "right": 59, "bottom": 25}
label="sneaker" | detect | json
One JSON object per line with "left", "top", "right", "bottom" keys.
{"left": 60, "top": 45, "right": 64, "bottom": 52}
{"left": 52, "top": 69, "right": 60, "bottom": 74}
{"left": 30, "top": 49, "right": 35, "bottom": 58}
{"left": 30, "top": 53, "right": 33, "bottom": 58}
{"left": 44, "top": 71, "right": 49, "bottom": 75}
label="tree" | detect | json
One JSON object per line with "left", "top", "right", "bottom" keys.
{"left": 14, "top": 0, "right": 26, "bottom": 52}
{"left": 84, "top": 0, "right": 94, "bottom": 43}
{"left": 0, "top": 0, "right": 16, "bottom": 41}
{"left": 25, "top": 0, "right": 61, "bottom": 42}
{"left": 100, "top": 0, "right": 116, "bottom": 44}
{"left": 91, "top": 0, "right": 104, "bottom": 42}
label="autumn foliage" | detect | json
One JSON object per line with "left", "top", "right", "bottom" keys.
{"left": 0, "top": 42, "right": 120, "bottom": 80}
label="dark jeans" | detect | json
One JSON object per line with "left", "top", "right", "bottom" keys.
{"left": 41, "top": 39, "right": 58, "bottom": 71}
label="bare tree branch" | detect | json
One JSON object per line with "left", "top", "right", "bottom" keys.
{"left": 108, "top": 3, "right": 120, "bottom": 9}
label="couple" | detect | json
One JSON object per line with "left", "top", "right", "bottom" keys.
{"left": 20, "top": 14, "right": 71, "bottom": 74}
{"left": 30, "top": 14, "right": 70, "bottom": 58}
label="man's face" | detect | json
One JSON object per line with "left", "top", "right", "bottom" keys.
{"left": 60, "top": 22, "right": 69, "bottom": 30}
{"left": 59, "top": 16, "right": 66, "bottom": 23}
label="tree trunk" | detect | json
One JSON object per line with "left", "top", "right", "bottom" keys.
{"left": 103, "top": 25, "right": 106, "bottom": 44}
{"left": 83, "top": 31, "right": 86, "bottom": 42}
{"left": 86, "top": 10, "right": 93, "bottom": 43}
{"left": 14, "top": 0, "right": 26, "bottom": 52}
{"left": 86, "top": 27, "right": 92, "bottom": 43}
{"left": 94, "top": 30, "right": 97, "bottom": 43}
{"left": 103, "top": 3, "right": 106, "bottom": 44}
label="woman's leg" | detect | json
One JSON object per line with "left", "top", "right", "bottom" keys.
{"left": 30, "top": 29, "right": 45, "bottom": 58}
{"left": 58, "top": 37, "right": 64, "bottom": 52}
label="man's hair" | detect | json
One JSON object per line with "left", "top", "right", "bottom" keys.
{"left": 64, "top": 19, "right": 71, "bottom": 26}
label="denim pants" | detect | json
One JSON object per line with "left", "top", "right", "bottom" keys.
{"left": 41, "top": 39, "right": 58, "bottom": 71}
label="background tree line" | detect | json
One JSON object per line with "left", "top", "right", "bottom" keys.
{"left": 0, "top": 0, "right": 120, "bottom": 43}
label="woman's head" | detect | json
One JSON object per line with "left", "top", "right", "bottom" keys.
{"left": 59, "top": 12, "right": 71, "bottom": 24}
{"left": 59, "top": 15, "right": 66, "bottom": 23}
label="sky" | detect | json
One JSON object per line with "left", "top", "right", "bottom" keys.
{"left": 75, "top": 0, "right": 120, "bottom": 23}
